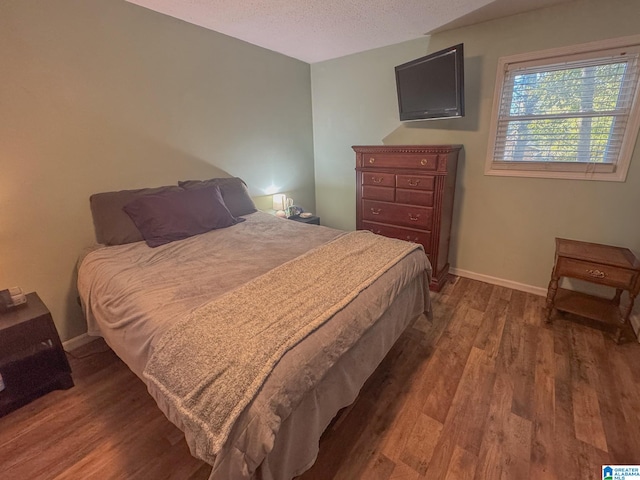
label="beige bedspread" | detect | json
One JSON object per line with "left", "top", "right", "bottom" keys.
{"left": 144, "top": 231, "right": 424, "bottom": 463}
{"left": 77, "top": 212, "right": 432, "bottom": 479}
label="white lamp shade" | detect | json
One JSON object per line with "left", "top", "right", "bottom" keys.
{"left": 272, "top": 194, "right": 286, "bottom": 211}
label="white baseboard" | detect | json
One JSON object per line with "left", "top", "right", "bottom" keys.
{"left": 449, "top": 268, "right": 548, "bottom": 297}
{"left": 62, "top": 333, "right": 95, "bottom": 352}
{"left": 450, "top": 267, "right": 640, "bottom": 342}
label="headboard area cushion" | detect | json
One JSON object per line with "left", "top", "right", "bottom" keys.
{"left": 122, "top": 185, "right": 242, "bottom": 248}
{"left": 90, "top": 185, "right": 182, "bottom": 245}
{"left": 178, "top": 177, "right": 257, "bottom": 217}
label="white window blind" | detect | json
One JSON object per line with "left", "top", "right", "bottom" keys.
{"left": 485, "top": 36, "right": 640, "bottom": 181}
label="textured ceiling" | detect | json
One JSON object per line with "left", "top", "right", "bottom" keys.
{"left": 126, "top": 0, "right": 575, "bottom": 63}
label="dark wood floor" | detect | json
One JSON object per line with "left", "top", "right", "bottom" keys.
{"left": 1, "top": 277, "right": 639, "bottom": 479}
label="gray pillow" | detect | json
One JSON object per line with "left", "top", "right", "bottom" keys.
{"left": 90, "top": 185, "right": 182, "bottom": 245}
{"left": 123, "top": 185, "right": 242, "bottom": 248}
{"left": 178, "top": 177, "right": 257, "bottom": 217}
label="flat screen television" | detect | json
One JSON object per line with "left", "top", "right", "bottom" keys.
{"left": 395, "top": 43, "right": 465, "bottom": 121}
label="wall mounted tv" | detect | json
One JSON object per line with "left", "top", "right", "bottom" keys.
{"left": 395, "top": 43, "right": 465, "bottom": 121}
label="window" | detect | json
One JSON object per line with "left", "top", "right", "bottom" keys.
{"left": 485, "top": 36, "right": 640, "bottom": 181}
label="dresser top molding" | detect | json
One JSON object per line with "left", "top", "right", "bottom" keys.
{"left": 352, "top": 145, "right": 462, "bottom": 154}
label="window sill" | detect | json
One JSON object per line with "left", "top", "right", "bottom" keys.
{"left": 484, "top": 164, "right": 627, "bottom": 182}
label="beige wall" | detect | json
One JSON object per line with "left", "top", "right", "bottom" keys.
{"left": 311, "top": 0, "right": 640, "bottom": 291}
{"left": 0, "top": 0, "right": 315, "bottom": 341}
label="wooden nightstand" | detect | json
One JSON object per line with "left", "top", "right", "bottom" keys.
{"left": 0, "top": 292, "right": 73, "bottom": 417}
{"left": 545, "top": 238, "right": 640, "bottom": 343}
{"left": 289, "top": 215, "right": 320, "bottom": 225}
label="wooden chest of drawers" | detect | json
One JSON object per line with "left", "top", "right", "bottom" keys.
{"left": 354, "top": 145, "right": 461, "bottom": 291}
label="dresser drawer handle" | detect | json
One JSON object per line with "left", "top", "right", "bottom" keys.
{"left": 408, "top": 179, "right": 420, "bottom": 187}
{"left": 406, "top": 236, "right": 419, "bottom": 242}
{"left": 408, "top": 213, "right": 420, "bottom": 221}
{"left": 369, "top": 157, "right": 376, "bottom": 164}
{"left": 586, "top": 269, "right": 606, "bottom": 278}
{"left": 370, "top": 228, "right": 382, "bottom": 234}
{"left": 420, "top": 158, "right": 428, "bottom": 166}
{"left": 372, "top": 176, "right": 383, "bottom": 184}
{"left": 370, "top": 208, "right": 381, "bottom": 215}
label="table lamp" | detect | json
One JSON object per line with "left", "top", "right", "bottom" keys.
{"left": 272, "top": 194, "right": 287, "bottom": 217}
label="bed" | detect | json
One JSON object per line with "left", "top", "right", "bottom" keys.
{"left": 77, "top": 178, "right": 432, "bottom": 480}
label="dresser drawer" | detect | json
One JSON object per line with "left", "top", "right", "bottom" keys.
{"left": 396, "top": 174, "right": 435, "bottom": 191}
{"left": 396, "top": 189, "right": 434, "bottom": 206}
{"left": 363, "top": 200, "right": 432, "bottom": 229}
{"left": 362, "top": 172, "right": 395, "bottom": 187}
{"left": 556, "top": 257, "right": 638, "bottom": 289}
{"left": 363, "top": 154, "right": 438, "bottom": 170}
{"left": 363, "top": 222, "right": 431, "bottom": 251}
{"left": 362, "top": 185, "right": 395, "bottom": 202}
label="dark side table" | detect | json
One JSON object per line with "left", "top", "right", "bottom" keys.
{"left": 0, "top": 292, "right": 73, "bottom": 417}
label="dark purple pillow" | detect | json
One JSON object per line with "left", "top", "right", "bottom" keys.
{"left": 90, "top": 185, "right": 182, "bottom": 245}
{"left": 123, "top": 185, "right": 243, "bottom": 247}
{"left": 178, "top": 177, "right": 257, "bottom": 217}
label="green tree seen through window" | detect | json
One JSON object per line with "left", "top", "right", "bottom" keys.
{"left": 502, "top": 62, "right": 627, "bottom": 163}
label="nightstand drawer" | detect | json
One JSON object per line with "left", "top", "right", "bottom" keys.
{"left": 396, "top": 174, "right": 435, "bottom": 191}
{"left": 363, "top": 222, "right": 431, "bottom": 251}
{"left": 362, "top": 185, "right": 395, "bottom": 202}
{"left": 362, "top": 200, "right": 432, "bottom": 229}
{"left": 363, "top": 154, "right": 438, "bottom": 170}
{"left": 362, "top": 172, "right": 395, "bottom": 187}
{"left": 556, "top": 257, "right": 638, "bottom": 289}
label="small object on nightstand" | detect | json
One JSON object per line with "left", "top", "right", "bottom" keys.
{"left": 299, "top": 212, "right": 313, "bottom": 218}
{"left": 0, "top": 287, "right": 27, "bottom": 312}
{"left": 0, "top": 292, "right": 74, "bottom": 417}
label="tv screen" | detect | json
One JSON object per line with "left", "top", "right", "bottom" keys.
{"left": 395, "top": 44, "right": 465, "bottom": 121}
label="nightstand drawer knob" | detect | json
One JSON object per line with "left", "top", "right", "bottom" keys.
{"left": 370, "top": 208, "right": 381, "bottom": 215}
{"left": 369, "top": 157, "right": 376, "bottom": 164}
{"left": 586, "top": 269, "right": 606, "bottom": 278}
{"left": 420, "top": 158, "right": 428, "bottom": 166}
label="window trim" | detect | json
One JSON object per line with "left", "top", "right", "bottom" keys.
{"left": 485, "top": 35, "right": 640, "bottom": 182}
